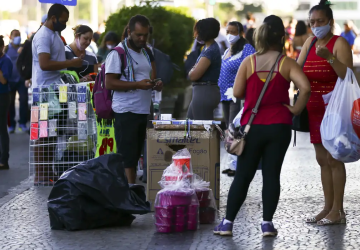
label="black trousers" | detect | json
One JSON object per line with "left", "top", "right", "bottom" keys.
{"left": 114, "top": 112, "right": 148, "bottom": 168}
{"left": 0, "top": 93, "right": 10, "bottom": 164}
{"left": 225, "top": 124, "right": 291, "bottom": 222}
{"left": 222, "top": 100, "right": 241, "bottom": 129}
{"left": 9, "top": 80, "right": 28, "bottom": 127}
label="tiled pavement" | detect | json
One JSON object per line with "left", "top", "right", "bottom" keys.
{"left": 1, "top": 132, "right": 360, "bottom": 250}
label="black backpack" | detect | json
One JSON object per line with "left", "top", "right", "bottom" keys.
{"left": 153, "top": 48, "right": 177, "bottom": 85}
{"left": 16, "top": 37, "right": 33, "bottom": 80}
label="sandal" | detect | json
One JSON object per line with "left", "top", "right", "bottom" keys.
{"left": 317, "top": 210, "right": 347, "bottom": 226}
{"left": 305, "top": 209, "right": 329, "bottom": 223}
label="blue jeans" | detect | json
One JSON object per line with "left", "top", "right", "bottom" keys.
{"left": 9, "top": 81, "right": 28, "bottom": 127}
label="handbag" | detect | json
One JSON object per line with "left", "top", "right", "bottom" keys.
{"left": 217, "top": 53, "right": 283, "bottom": 156}
{"left": 292, "top": 38, "right": 317, "bottom": 132}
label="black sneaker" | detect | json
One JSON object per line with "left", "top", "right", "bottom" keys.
{"left": 227, "top": 170, "right": 236, "bottom": 177}
{"left": 222, "top": 169, "right": 231, "bottom": 174}
{"left": 0, "top": 164, "right": 9, "bottom": 170}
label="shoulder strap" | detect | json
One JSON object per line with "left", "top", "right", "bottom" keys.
{"left": 250, "top": 55, "right": 255, "bottom": 74}
{"left": 112, "top": 46, "right": 127, "bottom": 78}
{"left": 278, "top": 55, "right": 286, "bottom": 72}
{"left": 244, "top": 53, "right": 282, "bottom": 134}
{"left": 302, "top": 37, "right": 317, "bottom": 68}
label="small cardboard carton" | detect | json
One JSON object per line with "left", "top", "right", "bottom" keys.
{"left": 146, "top": 124, "right": 220, "bottom": 210}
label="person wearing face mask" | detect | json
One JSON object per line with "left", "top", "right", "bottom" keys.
{"left": 188, "top": 18, "right": 222, "bottom": 120}
{"left": 5, "top": 29, "right": 29, "bottom": 133}
{"left": 218, "top": 21, "right": 255, "bottom": 177}
{"left": 297, "top": 0, "right": 353, "bottom": 226}
{"left": 65, "top": 25, "right": 98, "bottom": 81}
{"left": 31, "top": 4, "right": 83, "bottom": 186}
{"left": 0, "top": 35, "right": 13, "bottom": 170}
{"left": 214, "top": 15, "right": 310, "bottom": 237}
{"left": 105, "top": 15, "right": 163, "bottom": 184}
{"left": 97, "top": 31, "right": 120, "bottom": 63}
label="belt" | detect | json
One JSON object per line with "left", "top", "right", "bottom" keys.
{"left": 192, "top": 81, "right": 218, "bottom": 86}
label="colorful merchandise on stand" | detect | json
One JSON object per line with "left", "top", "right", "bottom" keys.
{"left": 29, "top": 72, "right": 97, "bottom": 185}
{"left": 88, "top": 82, "right": 117, "bottom": 157}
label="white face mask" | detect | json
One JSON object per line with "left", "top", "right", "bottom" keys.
{"left": 196, "top": 38, "right": 205, "bottom": 45}
{"left": 107, "top": 44, "right": 115, "bottom": 50}
{"left": 227, "top": 34, "right": 240, "bottom": 44}
{"left": 311, "top": 22, "right": 331, "bottom": 39}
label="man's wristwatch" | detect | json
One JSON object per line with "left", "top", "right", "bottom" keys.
{"left": 327, "top": 55, "right": 336, "bottom": 64}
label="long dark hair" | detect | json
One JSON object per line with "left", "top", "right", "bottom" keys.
{"left": 295, "top": 21, "right": 307, "bottom": 36}
{"left": 0, "top": 35, "right": 4, "bottom": 48}
{"left": 100, "top": 31, "right": 120, "bottom": 50}
{"left": 245, "top": 28, "right": 255, "bottom": 48}
{"left": 228, "top": 21, "right": 248, "bottom": 55}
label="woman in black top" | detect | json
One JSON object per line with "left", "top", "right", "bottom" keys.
{"left": 65, "top": 25, "right": 98, "bottom": 81}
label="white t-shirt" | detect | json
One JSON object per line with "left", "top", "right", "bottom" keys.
{"left": 105, "top": 43, "right": 152, "bottom": 114}
{"left": 32, "top": 26, "right": 66, "bottom": 87}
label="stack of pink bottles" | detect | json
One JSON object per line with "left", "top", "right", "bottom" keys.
{"left": 154, "top": 149, "right": 199, "bottom": 233}
{"left": 155, "top": 190, "right": 199, "bottom": 233}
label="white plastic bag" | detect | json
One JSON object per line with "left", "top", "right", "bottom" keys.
{"left": 225, "top": 87, "right": 236, "bottom": 103}
{"left": 233, "top": 108, "right": 244, "bottom": 128}
{"left": 227, "top": 154, "right": 237, "bottom": 170}
{"left": 320, "top": 68, "right": 360, "bottom": 163}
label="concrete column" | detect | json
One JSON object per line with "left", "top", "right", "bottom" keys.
{"left": 91, "top": 0, "right": 98, "bottom": 31}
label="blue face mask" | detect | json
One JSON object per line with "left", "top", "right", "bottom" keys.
{"left": 12, "top": 36, "right": 21, "bottom": 45}
{"left": 311, "top": 22, "right": 331, "bottom": 39}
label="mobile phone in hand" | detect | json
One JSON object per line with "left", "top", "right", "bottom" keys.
{"left": 152, "top": 78, "right": 161, "bottom": 84}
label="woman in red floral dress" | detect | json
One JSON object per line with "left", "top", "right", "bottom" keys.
{"left": 297, "top": 0, "right": 353, "bottom": 225}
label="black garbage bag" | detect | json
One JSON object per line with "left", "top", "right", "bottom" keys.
{"left": 48, "top": 153, "right": 151, "bottom": 231}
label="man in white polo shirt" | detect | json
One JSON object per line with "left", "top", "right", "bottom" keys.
{"left": 105, "top": 15, "right": 163, "bottom": 184}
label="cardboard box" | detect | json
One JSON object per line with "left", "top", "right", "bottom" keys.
{"left": 146, "top": 125, "right": 220, "bottom": 210}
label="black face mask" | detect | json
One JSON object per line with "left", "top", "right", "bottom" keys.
{"left": 53, "top": 18, "right": 66, "bottom": 32}
{"left": 128, "top": 37, "right": 143, "bottom": 50}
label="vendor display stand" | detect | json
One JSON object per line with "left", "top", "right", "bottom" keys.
{"left": 29, "top": 82, "right": 97, "bottom": 186}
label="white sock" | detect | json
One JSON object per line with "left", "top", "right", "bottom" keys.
{"left": 223, "top": 219, "right": 233, "bottom": 225}
{"left": 262, "top": 221, "right": 273, "bottom": 225}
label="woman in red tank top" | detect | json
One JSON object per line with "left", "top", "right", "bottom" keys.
{"left": 297, "top": 0, "right": 353, "bottom": 226}
{"left": 213, "top": 15, "right": 311, "bottom": 237}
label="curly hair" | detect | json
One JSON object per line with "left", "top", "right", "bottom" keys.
{"left": 194, "top": 18, "right": 220, "bottom": 42}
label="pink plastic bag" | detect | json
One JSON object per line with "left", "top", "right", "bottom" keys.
{"left": 154, "top": 168, "right": 199, "bottom": 233}
{"left": 192, "top": 174, "right": 218, "bottom": 224}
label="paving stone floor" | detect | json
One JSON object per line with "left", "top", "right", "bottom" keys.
{"left": 0, "top": 133, "right": 359, "bottom": 250}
